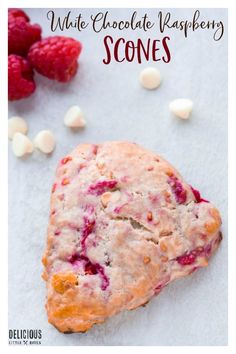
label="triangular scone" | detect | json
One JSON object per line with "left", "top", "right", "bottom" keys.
{"left": 42, "top": 141, "right": 222, "bottom": 333}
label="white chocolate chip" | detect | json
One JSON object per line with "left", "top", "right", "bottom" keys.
{"left": 8, "top": 116, "right": 28, "bottom": 139}
{"left": 12, "top": 132, "right": 33, "bottom": 157}
{"left": 169, "top": 99, "right": 193, "bottom": 119}
{"left": 139, "top": 67, "right": 161, "bottom": 90}
{"left": 34, "top": 130, "right": 56, "bottom": 154}
{"left": 101, "top": 190, "right": 121, "bottom": 207}
{"left": 64, "top": 105, "right": 86, "bottom": 128}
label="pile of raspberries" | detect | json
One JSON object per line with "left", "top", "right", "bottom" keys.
{"left": 8, "top": 9, "right": 82, "bottom": 101}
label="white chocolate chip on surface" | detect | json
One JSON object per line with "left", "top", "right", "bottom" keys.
{"left": 12, "top": 132, "right": 33, "bottom": 157}
{"left": 64, "top": 105, "right": 86, "bottom": 128}
{"left": 101, "top": 192, "right": 112, "bottom": 207}
{"left": 8, "top": 116, "right": 28, "bottom": 139}
{"left": 34, "top": 130, "right": 56, "bottom": 154}
{"left": 139, "top": 67, "right": 162, "bottom": 90}
{"left": 169, "top": 99, "right": 193, "bottom": 119}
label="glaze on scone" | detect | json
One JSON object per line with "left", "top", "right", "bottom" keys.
{"left": 42, "top": 141, "right": 222, "bottom": 333}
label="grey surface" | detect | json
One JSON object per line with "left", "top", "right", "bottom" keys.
{"left": 8, "top": 8, "right": 228, "bottom": 346}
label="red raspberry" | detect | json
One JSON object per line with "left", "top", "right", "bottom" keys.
{"left": 8, "top": 15, "right": 41, "bottom": 56}
{"left": 8, "top": 55, "right": 36, "bottom": 101}
{"left": 28, "top": 36, "right": 82, "bottom": 82}
{"left": 8, "top": 8, "right": 30, "bottom": 22}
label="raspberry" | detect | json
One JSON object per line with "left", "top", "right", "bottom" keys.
{"left": 8, "top": 55, "right": 36, "bottom": 101}
{"left": 8, "top": 16, "right": 42, "bottom": 56}
{"left": 8, "top": 8, "right": 30, "bottom": 22}
{"left": 28, "top": 36, "right": 82, "bottom": 82}
{"left": 68, "top": 253, "right": 84, "bottom": 265}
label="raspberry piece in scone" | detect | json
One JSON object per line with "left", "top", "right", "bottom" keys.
{"left": 88, "top": 180, "right": 118, "bottom": 196}
{"left": 43, "top": 141, "right": 222, "bottom": 333}
{"left": 8, "top": 10, "right": 41, "bottom": 56}
{"left": 8, "top": 8, "right": 30, "bottom": 22}
{"left": 168, "top": 175, "right": 187, "bottom": 204}
{"left": 190, "top": 185, "right": 209, "bottom": 203}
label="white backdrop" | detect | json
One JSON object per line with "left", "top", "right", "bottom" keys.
{"left": 8, "top": 8, "right": 228, "bottom": 345}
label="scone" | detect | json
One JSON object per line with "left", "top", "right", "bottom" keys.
{"left": 42, "top": 141, "right": 222, "bottom": 333}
